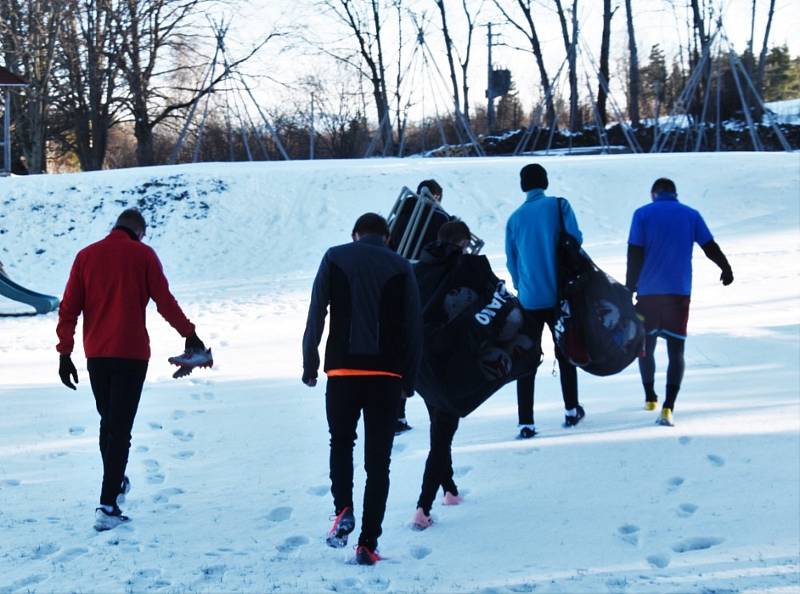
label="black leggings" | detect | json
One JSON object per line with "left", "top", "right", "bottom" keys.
{"left": 326, "top": 376, "right": 401, "bottom": 549}
{"left": 517, "top": 308, "right": 578, "bottom": 425}
{"left": 416, "top": 401, "right": 460, "bottom": 515}
{"left": 87, "top": 357, "right": 148, "bottom": 506}
{"left": 638, "top": 334, "right": 685, "bottom": 409}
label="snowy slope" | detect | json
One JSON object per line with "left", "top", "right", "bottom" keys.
{"left": 0, "top": 153, "right": 798, "bottom": 593}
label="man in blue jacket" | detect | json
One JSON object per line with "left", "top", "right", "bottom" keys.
{"left": 505, "top": 164, "right": 586, "bottom": 437}
{"left": 626, "top": 178, "right": 733, "bottom": 427}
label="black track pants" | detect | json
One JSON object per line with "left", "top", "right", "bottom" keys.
{"left": 516, "top": 308, "right": 579, "bottom": 425}
{"left": 416, "top": 401, "right": 459, "bottom": 515}
{"left": 87, "top": 357, "right": 148, "bottom": 506}
{"left": 326, "top": 375, "right": 401, "bottom": 549}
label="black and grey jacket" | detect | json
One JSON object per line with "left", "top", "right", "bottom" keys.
{"left": 302, "top": 234, "right": 423, "bottom": 393}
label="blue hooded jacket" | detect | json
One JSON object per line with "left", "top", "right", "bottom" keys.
{"left": 505, "top": 189, "right": 583, "bottom": 310}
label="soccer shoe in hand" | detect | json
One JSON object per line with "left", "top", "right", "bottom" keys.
{"left": 168, "top": 347, "right": 213, "bottom": 371}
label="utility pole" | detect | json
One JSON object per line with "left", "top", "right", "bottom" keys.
{"left": 487, "top": 23, "right": 495, "bottom": 132}
{"left": 309, "top": 92, "right": 315, "bottom": 160}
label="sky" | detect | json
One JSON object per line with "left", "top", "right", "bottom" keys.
{"left": 204, "top": 0, "right": 800, "bottom": 123}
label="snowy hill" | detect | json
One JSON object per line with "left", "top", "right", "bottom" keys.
{"left": 0, "top": 153, "right": 799, "bottom": 593}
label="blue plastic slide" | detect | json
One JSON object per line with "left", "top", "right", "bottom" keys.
{"left": 0, "top": 273, "right": 59, "bottom": 316}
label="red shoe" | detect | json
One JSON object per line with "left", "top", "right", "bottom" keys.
{"left": 355, "top": 545, "right": 382, "bottom": 565}
{"left": 326, "top": 506, "right": 355, "bottom": 548}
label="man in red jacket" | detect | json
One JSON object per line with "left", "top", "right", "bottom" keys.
{"left": 56, "top": 208, "right": 205, "bottom": 531}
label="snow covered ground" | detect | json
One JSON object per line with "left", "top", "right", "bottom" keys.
{"left": 0, "top": 153, "right": 798, "bottom": 593}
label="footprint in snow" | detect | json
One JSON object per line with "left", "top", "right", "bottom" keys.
{"left": 153, "top": 487, "right": 184, "bottom": 504}
{"left": 328, "top": 577, "right": 363, "bottom": 592}
{"left": 54, "top": 547, "right": 89, "bottom": 563}
{"left": 201, "top": 564, "right": 226, "bottom": 580}
{"left": 678, "top": 436, "right": 691, "bottom": 445}
{"left": 128, "top": 568, "right": 169, "bottom": 591}
{"left": 617, "top": 524, "right": 640, "bottom": 546}
{"left": 508, "top": 584, "right": 536, "bottom": 593}
{"left": 267, "top": 506, "right": 292, "bottom": 522}
{"left": 706, "top": 454, "right": 725, "bottom": 467}
{"left": 171, "top": 429, "right": 194, "bottom": 442}
{"left": 29, "top": 543, "right": 60, "bottom": 559}
{"left": 2, "top": 479, "right": 20, "bottom": 487}
{"left": 410, "top": 545, "right": 431, "bottom": 560}
{"left": 147, "top": 422, "right": 163, "bottom": 430}
{"left": 68, "top": 426, "right": 85, "bottom": 436}
{"left": 172, "top": 410, "right": 187, "bottom": 420}
{"left": 646, "top": 553, "right": 671, "bottom": 568}
{"left": 605, "top": 577, "right": 629, "bottom": 593}
{"left": 275, "top": 535, "right": 309, "bottom": 554}
{"left": 135, "top": 445, "right": 149, "bottom": 453}
{"left": 671, "top": 536, "right": 724, "bottom": 553}
{"left": 174, "top": 450, "right": 194, "bottom": 460}
{"left": 307, "top": 485, "right": 328, "bottom": 497}
{"left": 147, "top": 473, "right": 165, "bottom": 485}
{"left": 453, "top": 466, "right": 472, "bottom": 477}
{"left": 392, "top": 442, "right": 406, "bottom": 453}
{"left": 676, "top": 503, "right": 698, "bottom": 517}
{"left": 666, "top": 477, "right": 684, "bottom": 491}
{"left": 0, "top": 574, "right": 47, "bottom": 594}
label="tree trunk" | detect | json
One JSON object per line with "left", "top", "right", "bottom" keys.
{"left": 555, "top": 0, "right": 580, "bottom": 131}
{"left": 757, "top": 0, "right": 776, "bottom": 96}
{"left": 435, "top": 0, "right": 461, "bottom": 117}
{"left": 596, "top": 0, "right": 613, "bottom": 126}
{"left": 625, "top": 0, "right": 640, "bottom": 126}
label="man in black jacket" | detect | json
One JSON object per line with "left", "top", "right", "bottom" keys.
{"left": 411, "top": 221, "right": 479, "bottom": 529}
{"left": 302, "top": 212, "right": 422, "bottom": 565}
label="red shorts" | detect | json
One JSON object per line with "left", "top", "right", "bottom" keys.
{"left": 635, "top": 295, "right": 691, "bottom": 340}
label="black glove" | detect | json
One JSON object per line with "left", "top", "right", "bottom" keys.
{"left": 59, "top": 354, "right": 78, "bottom": 390}
{"left": 720, "top": 268, "right": 734, "bottom": 286}
{"left": 302, "top": 370, "right": 317, "bottom": 387}
{"left": 185, "top": 332, "right": 206, "bottom": 351}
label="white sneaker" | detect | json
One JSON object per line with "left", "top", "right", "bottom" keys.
{"left": 168, "top": 348, "right": 213, "bottom": 369}
{"left": 94, "top": 506, "right": 130, "bottom": 531}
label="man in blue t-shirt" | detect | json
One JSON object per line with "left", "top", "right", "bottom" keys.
{"left": 626, "top": 178, "right": 733, "bottom": 427}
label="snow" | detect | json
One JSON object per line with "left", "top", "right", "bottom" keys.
{"left": 1, "top": 152, "right": 799, "bottom": 593}
{"left": 764, "top": 98, "right": 800, "bottom": 125}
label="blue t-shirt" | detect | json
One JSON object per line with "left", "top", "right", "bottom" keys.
{"left": 628, "top": 193, "right": 713, "bottom": 296}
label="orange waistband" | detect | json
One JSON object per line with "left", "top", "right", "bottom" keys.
{"left": 327, "top": 369, "right": 402, "bottom": 379}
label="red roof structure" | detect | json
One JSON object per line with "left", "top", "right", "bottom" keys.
{"left": 0, "top": 66, "right": 27, "bottom": 87}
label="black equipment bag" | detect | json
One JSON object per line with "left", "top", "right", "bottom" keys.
{"left": 553, "top": 199, "right": 645, "bottom": 376}
{"left": 416, "top": 257, "right": 542, "bottom": 418}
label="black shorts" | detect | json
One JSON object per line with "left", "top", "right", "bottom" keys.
{"left": 635, "top": 295, "right": 691, "bottom": 340}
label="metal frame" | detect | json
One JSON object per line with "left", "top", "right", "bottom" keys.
{"left": 387, "top": 186, "right": 483, "bottom": 261}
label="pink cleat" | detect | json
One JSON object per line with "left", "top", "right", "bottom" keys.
{"left": 443, "top": 491, "right": 463, "bottom": 506}
{"left": 412, "top": 508, "right": 433, "bottom": 530}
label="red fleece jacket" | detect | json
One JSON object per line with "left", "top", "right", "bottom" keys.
{"left": 56, "top": 229, "right": 195, "bottom": 360}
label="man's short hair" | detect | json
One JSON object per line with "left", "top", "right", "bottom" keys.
{"left": 116, "top": 208, "right": 146, "bottom": 234}
{"left": 438, "top": 220, "right": 471, "bottom": 245}
{"left": 417, "top": 179, "right": 443, "bottom": 198}
{"left": 651, "top": 178, "right": 677, "bottom": 194}
{"left": 352, "top": 212, "right": 390, "bottom": 237}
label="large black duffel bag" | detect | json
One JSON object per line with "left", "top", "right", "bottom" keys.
{"left": 553, "top": 199, "right": 645, "bottom": 376}
{"left": 416, "top": 261, "right": 542, "bottom": 418}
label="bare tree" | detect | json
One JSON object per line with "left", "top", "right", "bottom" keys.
{"left": 756, "top": 0, "right": 776, "bottom": 95}
{"left": 492, "top": 0, "right": 555, "bottom": 126}
{"left": 596, "top": 0, "right": 615, "bottom": 125}
{"left": 52, "top": 0, "right": 122, "bottom": 171}
{"left": 457, "top": 0, "right": 482, "bottom": 121}
{"left": 319, "top": 0, "right": 393, "bottom": 153}
{"left": 554, "top": 0, "right": 580, "bottom": 131}
{"left": 434, "top": 0, "right": 460, "bottom": 117}
{"left": 624, "top": 0, "right": 640, "bottom": 126}
{"left": 0, "top": 0, "right": 65, "bottom": 173}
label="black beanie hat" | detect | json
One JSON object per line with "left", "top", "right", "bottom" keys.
{"left": 520, "top": 163, "right": 548, "bottom": 192}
